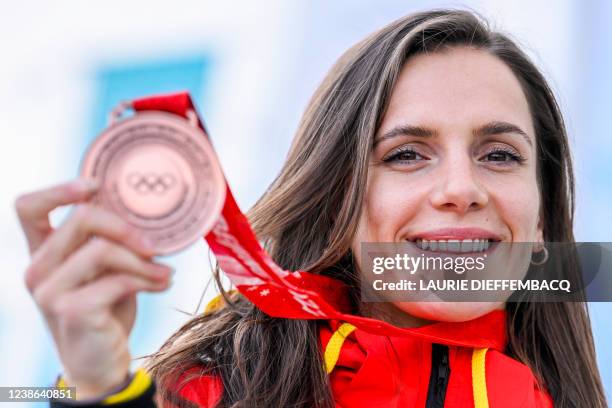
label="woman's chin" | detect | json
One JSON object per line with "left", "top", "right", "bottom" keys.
{"left": 394, "top": 301, "right": 504, "bottom": 323}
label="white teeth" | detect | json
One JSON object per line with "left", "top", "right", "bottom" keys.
{"left": 414, "top": 238, "right": 491, "bottom": 253}
{"left": 448, "top": 240, "right": 460, "bottom": 252}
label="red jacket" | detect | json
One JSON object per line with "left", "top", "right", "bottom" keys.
{"left": 175, "top": 310, "right": 553, "bottom": 407}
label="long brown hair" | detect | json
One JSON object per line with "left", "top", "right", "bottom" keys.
{"left": 145, "top": 9, "right": 607, "bottom": 407}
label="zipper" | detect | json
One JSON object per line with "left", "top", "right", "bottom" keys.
{"left": 425, "top": 344, "right": 451, "bottom": 408}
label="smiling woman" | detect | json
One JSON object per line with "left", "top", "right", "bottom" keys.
{"left": 144, "top": 9, "right": 605, "bottom": 408}
{"left": 18, "top": 7, "right": 607, "bottom": 408}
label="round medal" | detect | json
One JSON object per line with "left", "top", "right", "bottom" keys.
{"left": 80, "top": 108, "right": 226, "bottom": 255}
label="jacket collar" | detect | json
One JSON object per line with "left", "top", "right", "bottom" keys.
{"left": 402, "top": 309, "right": 507, "bottom": 351}
{"left": 328, "top": 309, "right": 507, "bottom": 351}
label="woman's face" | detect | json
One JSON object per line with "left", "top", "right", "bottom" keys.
{"left": 352, "top": 46, "right": 543, "bottom": 323}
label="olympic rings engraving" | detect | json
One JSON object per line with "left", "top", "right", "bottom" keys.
{"left": 126, "top": 172, "right": 177, "bottom": 195}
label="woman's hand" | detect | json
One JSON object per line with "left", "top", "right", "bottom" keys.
{"left": 15, "top": 178, "right": 172, "bottom": 399}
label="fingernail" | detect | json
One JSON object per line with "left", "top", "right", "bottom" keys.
{"left": 153, "top": 270, "right": 172, "bottom": 282}
{"left": 153, "top": 266, "right": 172, "bottom": 279}
{"left": 153, "top": 277, "right": 172, "bottom": 290}
{"left": 159, "top": 274, "right": 173, "bottom": 287}
{"left": 140, "top": 236, "right": 156, "bottom": 252}
{"left": 77, "top": 178, "right": 99, "bottom": 193}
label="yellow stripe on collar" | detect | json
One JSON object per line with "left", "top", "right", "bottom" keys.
{"left": 324, "top": 322, "right": 357, "bottom": 374}
{"left": 472, "top": 347, "right": 490, "bottom": 408}
{"left": 102, "top": 368, "right": 152, "bottom": 405}
{"left": 204, "top": 290, "right": 238, "bottom": 314}
{"left": 57, "top": 368, "right": 152, "bottom": 405}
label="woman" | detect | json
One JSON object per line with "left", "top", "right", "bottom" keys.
{"left": 16, "top": 9, "right": 607, "bottom": 408}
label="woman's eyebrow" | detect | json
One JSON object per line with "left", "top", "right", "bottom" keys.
{"left": 374, "top": 125, "right": 437, "bottom": 146}
{"left": 474, "top": 121, "right": 533, "bottom": 146}
{"left": 374, "top": 121, "right": 532, "bottom": 147}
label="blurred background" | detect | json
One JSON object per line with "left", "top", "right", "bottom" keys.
{"left": 1, "top": 0, "right": 610, "bottom": 405}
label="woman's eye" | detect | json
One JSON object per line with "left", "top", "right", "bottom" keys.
{"left": 481, "top": 148, "right": 524, "bottom": 163}
{"left": 383, "top": 148, "right": 426, "bottom": 163}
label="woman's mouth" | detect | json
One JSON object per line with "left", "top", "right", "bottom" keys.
{"left": 405, "top": 228, "right": 503, "bottom": 255}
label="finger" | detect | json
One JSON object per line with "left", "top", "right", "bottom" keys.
{"left": 65, "top": 273, "right": 171, "bottom": 315}
{"left": 41, "top": 238, "right": 171, "bottom": 295}
{"left": 30, "top": 204, "right": 155, "bottom": 284}
{"left": 15, "top": 178, "right": 99, "bottom": 254}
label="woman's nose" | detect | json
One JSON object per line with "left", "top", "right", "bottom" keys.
{"left": 429, "top": 154, "right": 488, "bottom": 214}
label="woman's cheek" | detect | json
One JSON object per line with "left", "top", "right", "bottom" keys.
{"left": 365, "top": 171, "right": 423, "bottom": 242}
{"left": 488, "top": 179, "right": 540, "bottom": 242}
